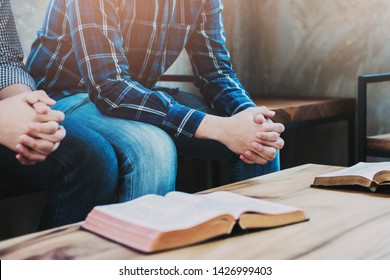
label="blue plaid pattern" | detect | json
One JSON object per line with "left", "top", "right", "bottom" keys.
{"left": 26, "top": 0, "right": 255, "bottom": 138}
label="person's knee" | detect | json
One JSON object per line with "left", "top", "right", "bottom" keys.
{"left": 116, "top": 126, "right": 177, "bottom": 200}
{"left": 153, "top": 130, "right": 176, "bottom": 160}
{"left": 52, "top": 122, "right": 118, "bottom": 174}
{"left": 133, "top": 128, "right": 177, "bottom": 174}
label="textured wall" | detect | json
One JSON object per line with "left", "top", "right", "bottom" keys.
{"left": 11, "top": 0, "right": 49, "bottom": 54}
{"left": 223, "top": 0, "right": 390, "bottom": 137}
{"left": 11, "top": 0, "right": 390, "bottom": 165}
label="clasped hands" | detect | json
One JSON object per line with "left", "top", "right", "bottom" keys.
{"left": 0, "top": 91, "right": 66, "bottom": 165}
{"left": 238, "top": 107, "right": 285, "bottom": 164}
{"left": 196, "top": 106, "right": 284, "bottom": 165}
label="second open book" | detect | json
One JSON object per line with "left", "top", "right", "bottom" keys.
{"left": 82, "top": 191, "right": 308, "bottom": 253}
{"left": 312, "top": 161, "right": 390, "bottom": 192}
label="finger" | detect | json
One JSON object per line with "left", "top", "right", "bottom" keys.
{"left": 249, "top": 143, "right": 277, "bottom": 161}
{"left": 27, "top": 121, "right": 60, "bottom": 135}
{"left": 26, "top": 122, "right": 66, "bottom": 143}
{"left": 46, "top": 125, "right": 66, "bottom": 144}
{"left": 243, "top": 150, "right": 268, "bottom": 165}
{"left": 51, "top": 141, "right": 60, "bottom": 153}
{"left": 15, "top": 144, "right": 47, "bottom": 162}
{"left": 35, "top": 109, "right": 65, "bottom": 123}
{"left": 45, "top": 125, "right": 66, "bottom": 144}
{"left": 259, "top": 122, "right": 285, "bottom": 133}
{"left": 257, "top": 106, "right": 275, "bottom": 118}
{"left": 253, "top": 138, "right": 285, "bottom": 150}
{"left": 16, "top": 153, "right": 37, "bottom": 165}
{"left": 256, "top": 131, "right": 280, "bottom": 142}
{"left": 255, "top": 133, "right": 285, "bottom": 150}
{"left": 33, "top": 101, "right": 51, "bottom": 114}
{"left": 19, "top": 134, "right": 56, "bottom": 155}
{"left": 239, "top": 154, "right": 255, "bottom": 164}
{"left": 254, "top": 113, "right": 267, "bottom": 124}
{"left": 25, "top": 90, "right": 56, "bottom": 106}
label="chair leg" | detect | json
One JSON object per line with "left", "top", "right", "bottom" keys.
{"left": 348, "top": 116, "right": 356, "bottom": 165}
{"left": 357, "top": 76, "right": 367, "bottom": 162}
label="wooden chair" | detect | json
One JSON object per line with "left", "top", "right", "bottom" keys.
{"left": 357, "top": 72, "right": 390, "bottom": 162}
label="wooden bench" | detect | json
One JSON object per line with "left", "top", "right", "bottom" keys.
{"left": 366, "top": 134, "right": 390, "bottom": 153}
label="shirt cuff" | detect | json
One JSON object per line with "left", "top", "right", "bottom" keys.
{"left": 0, "top": 66, "right": 36, "bottom": 91}
{"left": 162, "top": 103, "right": 207, "bottom": 139}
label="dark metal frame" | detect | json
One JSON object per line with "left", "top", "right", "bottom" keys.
{"left": 357, "top": 72, "right": 390, "bottom": 162}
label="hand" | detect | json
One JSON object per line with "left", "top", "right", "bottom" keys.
{"left": 195, "top": 107, "right": 284, "bottom": 164}
{"left": 25, "top": 121, "right": 66, "bottom": 143}
{"left": 15, "top": 124, "right": 66, "bottom": 165}
{"left": 240, "top": 110, "right": 285, "bottom": 164}
{"left": 0, "top": 91, "right": 65, "bottom": 165}
{"left": 18, "top": 92, "right": 66, "bottom": 164}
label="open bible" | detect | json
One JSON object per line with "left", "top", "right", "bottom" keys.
{"left": 82, "top": 191, "right": 308, "bottom": 253}
{"left": 312, "top": 161, "right": 390, "bottom": 192}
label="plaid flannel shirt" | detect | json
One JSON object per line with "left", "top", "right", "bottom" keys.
{"left": 0, "top": 0, "right": 36, "bottom": 91}
{"left": 27, "top": 0, "right": 255, "bottom": 138}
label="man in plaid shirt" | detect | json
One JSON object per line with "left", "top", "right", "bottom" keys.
{"left": 27, "top": 0, "right": 284, "bottom": 190}
{"left": 0, "top": 0, "right": 120, "bottom": 229}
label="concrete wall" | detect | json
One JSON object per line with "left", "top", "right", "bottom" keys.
{"left": 12, "top": 0, "right": 390, "bottom": 165}
{"left": 223, "top": 0, "right": 390, "bottom": 138}
{"left": 11, "top": 0, "right": 49, "bottom": 54}
{"left": 223, "top": 0, "right": 390, "bottom": 165}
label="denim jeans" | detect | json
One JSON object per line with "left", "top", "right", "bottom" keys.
{"left": 0, "top": 118, "right": 119, "bottom": 230}
{"left": 171, "top": 90, "right": 280, "bottom": 182}
{"left": 52, "top": 94, "right": 177, "bottom": 202}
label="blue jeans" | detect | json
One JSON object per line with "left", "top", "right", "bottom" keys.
{"left": 170, "top": 90, "right": 280, "bottom": 182}
{"left": 52, "top": 94, "right": 177, "bottom": 202}
{"left": 0, "top": 118, "right": 119, "bottom": 230}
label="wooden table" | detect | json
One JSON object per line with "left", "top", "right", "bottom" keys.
{"left": 1, "top": 164, "right": 389, "bottom": 260}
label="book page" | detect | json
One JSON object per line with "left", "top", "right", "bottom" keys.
{"left": 316, "top": 162, "right": 390, "bottom": 180}
{"left": 166, "top": 191, "right": 300, "bottom": 219}
{"left": 92, "top": 194, "right": 229, "bottom": 232}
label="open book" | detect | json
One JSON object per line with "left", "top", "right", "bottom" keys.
{"left": 82, "top": 191, "right": 308, "bottom": 253}
{"left": 312, "top": 162, "right": 390, "bottom": 192}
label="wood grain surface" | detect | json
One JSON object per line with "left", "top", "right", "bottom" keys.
{"left": 367, "top": 133, "right": 390, "bottom": 151}
{"left": 253, "top": 96, "right": 355, "bottom": 124}
{"left": 1, "top": 164, "right": 389, "bottom": 260}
